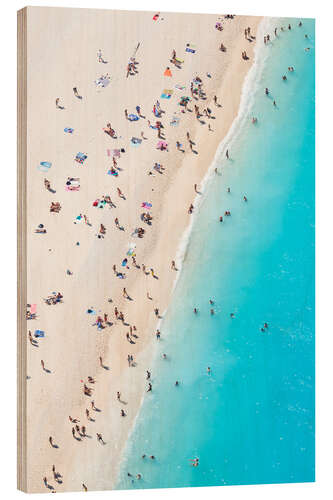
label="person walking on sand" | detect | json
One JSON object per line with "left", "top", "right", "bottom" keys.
{"left": 96, "top": 433, "right": 105, "bottom": 444}
{"left": 171, "top": 260, "right": 177, "bottom": 270}
{"left": 146, "top": 370, "right": 151, "bottom": 380}
{"left": 28, "top": 330, "right": 36, "bottom": 345}
{"left": 147, "top": 383, "right": 152, "bottom": 392}
{"left": 73, "top": 87, "right": 82, "bottom": 99}
{"left": 226, "top": 149, "right": 229, "bottom": 159}
{"left": 49, "top": 436, "right": 55, "bottom": 447}
{"left": 69, "top": 416, "right": 80, "bottom": 424}
{"left": 82, "top": 484, "right": 88, "bottom": 492}
{"left": 117, "top": 391, "right": 121, "bottom": 401}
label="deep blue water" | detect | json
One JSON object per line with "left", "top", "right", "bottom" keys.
{"left": 117, "top": 17, "right": 315, "bottom": 490}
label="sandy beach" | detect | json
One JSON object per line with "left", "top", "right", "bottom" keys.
{"left": 23, "top": 7, "right": 261, "bottom": 492}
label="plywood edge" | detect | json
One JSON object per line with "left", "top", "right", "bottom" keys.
{"left": 17, "top": 6, "right": 28, "bottom": 493}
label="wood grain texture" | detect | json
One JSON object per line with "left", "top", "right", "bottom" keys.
{"left": 17, "top": 7, "right": 27, "bottom": 493}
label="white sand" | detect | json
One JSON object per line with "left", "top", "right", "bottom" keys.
{"left": 23, "top": 7, "right": 261, "bottom": 492}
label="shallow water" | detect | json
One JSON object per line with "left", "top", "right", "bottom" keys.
{"left": 117, "top": 17, "right": 315, "bottom": 490}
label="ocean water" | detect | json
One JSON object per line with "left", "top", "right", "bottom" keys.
{"left": 116, "top": 17, "right": 315, "bottom": 489}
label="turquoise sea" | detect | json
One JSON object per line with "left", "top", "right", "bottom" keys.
{"left": 117, "top": 17, "right": 315, "bottom": 489}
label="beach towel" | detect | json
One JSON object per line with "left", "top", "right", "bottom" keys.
{"left": 128, "top": 114, "right": 139, "bottom": 121}
{"left": 107, "top": 168, "right": 119, "bottom": 176}
{"left": 66, "top": 179, "right": 80, "bottom": 191}
{"left": 164, "top": 68, "right": 172, "bottom": 77}
{"left": 126, "top": 242, "right": 136, "bottom": 256}
{"left": 30, "top": 304, "right": 37, "bottom": 314}
{"left": 175, "top": 84, "right": 186, "bottom": 91}
{"left": 161, "top": 89, "right": 173, "bottom": 99}
{"left": 157, "top": 141, "right": 168, "bottom": 151}
{"left": 95, "top": 76, "right": 110, "bottom": 88}
{"left": 170, "top": 115, "right": 180, "bottom": 126}
{"left": 38, "top": 161, "right": 52, "bottom": 172}
{"left": 131, "top": 137, "right": 142, "bottom": 147}
{"left": 121, "top": 258, "right": 128, "bottom": 267}
{"left": 153, "top": 107, "right": 161, "bottom": 117}
{"left": 75, "top": 152, "right": 87, "bottom": 164}
{"left": 34, "top": 330, "right": 45, "bottom": 338}
{"left": 141, "top": 202, "right": 152, "bottom": 209}
{"left": 64, "top": 127, "right": 74, "bottom": 134}
{"left": 185, "top": 43, "right": 196, "bottom": 54}
{"left": 107, "top": 148, "right": 121, "bottom": 158}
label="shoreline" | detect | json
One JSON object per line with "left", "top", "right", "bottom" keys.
{"left": 114, "top": 16, "right": 272, "bottom": 490}
{"left": 115, "top": 16, "right": 315, "bottom": 488}
{"left": 25, "top": 9, "right": 263, "bottom": 492}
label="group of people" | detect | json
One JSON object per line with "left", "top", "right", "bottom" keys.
{"left": 32, "top": 12, "right": 288, "bottom": 492}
